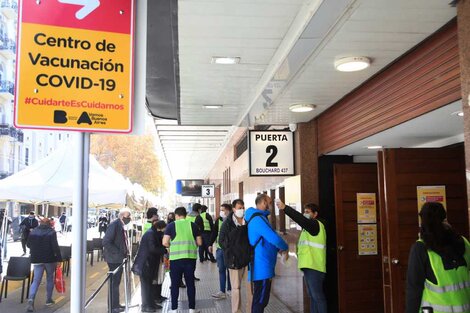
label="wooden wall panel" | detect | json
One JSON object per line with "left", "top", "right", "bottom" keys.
{"left": 317, "top": 20, "right": 460, "bottom": 155}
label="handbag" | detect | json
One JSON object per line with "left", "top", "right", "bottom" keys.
{"left": 55, "top": 263, "right": 66, "bottom": 294}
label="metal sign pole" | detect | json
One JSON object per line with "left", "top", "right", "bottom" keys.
{"left": 71, "top": 132, "right": 90, "bottom": 313}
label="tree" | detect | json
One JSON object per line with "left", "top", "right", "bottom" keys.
{"left": 90, "top": 134, "right": 164, "bottom": 193}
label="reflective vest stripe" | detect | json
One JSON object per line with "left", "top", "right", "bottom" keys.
{"left": 170, "top": 250, "right": 198, "bottom": 256}
{"left": 425, "top": 281, "right": 470, "bottom": 294}
{"left": 421, "top": 301, "right": 470, "bottom": 313}
{"left": 171, "top": 241, "right": 196, "bottom": 246}
{"left": 298, "top": 240, "right": 325, "bottom": 249}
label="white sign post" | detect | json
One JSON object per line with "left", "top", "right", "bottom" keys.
{"left": 249, "top": 130, "right": 295, "bottom": 176}
{"left": 201, "top": 184, "right": 215, "bottom": 198}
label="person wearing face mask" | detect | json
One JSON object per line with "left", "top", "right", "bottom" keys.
{"left": 277, "top": 201, "right": 327, "bottom": 313}
{"left": 219, "top": 199, "right": 253, "bottom": 313}
{"left": 245, "top": 194, "right": 289, "bottom": 313}
{"left": 103, "top": 207, "right": 132, "bottom": 313}
{"left": 20, "top": 211, "right": 38, "bottom": 255}
{"left": 210, "top": 203, "right": 232, "bottom": 299}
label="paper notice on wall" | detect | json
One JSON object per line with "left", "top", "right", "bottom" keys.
{"left": 356, "top": 193, "right": 377, "bottom": 224}
{"left": 358, "top": 224, "right": 378, "bottom": 256}
{"left": 416, "top": 186, "right": 446, "bottom": 211}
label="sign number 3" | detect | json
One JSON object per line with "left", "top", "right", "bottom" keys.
{"left": 266, "top": 145, "right": 278, "bottom": 167}
{"left": 206, "top": 188, "right": 211, "bottom": 196}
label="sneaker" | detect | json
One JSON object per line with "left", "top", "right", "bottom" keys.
{"left": 189, "top": 309, "right": 200, "bottom": 313}
{"left": 194, "top": 277, "right": 201, "bottom": 281}
{"left": 45, "top": 299, "right": 55, "bottom": 306}
{"left": 26, "top": 299, "right": 34, "bottom": 312}
{"left": 227, "top": 290, "right": 232, "bottom": 296}
{"left": 211, "top": 291, "right": 226, "bottom": 299}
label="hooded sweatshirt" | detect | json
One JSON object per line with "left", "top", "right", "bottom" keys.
{"left": 245, "top": 207, "right": 288, "bottom": 281}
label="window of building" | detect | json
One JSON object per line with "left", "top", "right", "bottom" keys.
{"left": 25, "top": 148, "right": 29, "bottom": 166}
{"left": 234, "top": 133, "right": 248, "bottom": 161}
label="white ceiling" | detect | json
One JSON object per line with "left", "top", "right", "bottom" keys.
{"left": 329, "top": 101, "right": 464, "bottom": 157}
{"left": 156, "top": 0, "right": 457, "bottom": 179}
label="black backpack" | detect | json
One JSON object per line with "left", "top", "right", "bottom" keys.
{"left": 224, "top": 213, "right": 263, "bottom": 269}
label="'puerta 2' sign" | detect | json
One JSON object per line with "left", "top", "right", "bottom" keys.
{"left": 249, "top": 130, "right": 295, "bottom": 176}
{"left": 14, "top": 0, "right": 135, "bottom": 133}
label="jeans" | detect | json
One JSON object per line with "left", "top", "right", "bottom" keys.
{"left": 29, "top": 263, "right": 56, "bottom": 301}
{"left": 303, "top": 269, "right": 327, "bottom": 313}
{"left": 107, "top": 263, "right": 124, "bottom": 309}
{"left": 170, "top": 259, "right": 196, "bottom": 310}
{"left": 252, "top": 279, "right": 272, "bottom": 313}
{"left": 216, "top": 249, "right": 231, "bottom": 293}
{"left": 199, "top": 232, "right": 215, "bottom": 261}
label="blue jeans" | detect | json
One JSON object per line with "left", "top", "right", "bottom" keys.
{"left": 170, "top": 259, "right": 196, "bottom": 310}
{"left": 303, "top": 269, "right": 327, "bottom": 313}
{"left": 29, "top": 263, "right": 56, "bottom": 301}
{"left": 216, "top": 249, "right": 231, "bottom": 293}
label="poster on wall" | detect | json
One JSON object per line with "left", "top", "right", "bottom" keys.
{"left": 358, "top": 224, "right": 378, "bottom": 256}
{"left": 249, "top": 130, "right": 295, "bottom": 176}
{"left": 356, "top": 193, "right": 377, "bottom": 224}
{"left": 416, "top": 186, "right": 446, "bottom": 211}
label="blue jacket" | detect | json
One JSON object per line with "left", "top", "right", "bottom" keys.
{"left": 245, "top": 207, "right": 288, "bottom": 281}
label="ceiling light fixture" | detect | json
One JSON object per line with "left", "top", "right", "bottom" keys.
{"left": 211, "top": 57, "right": 241, "bottom": 65}
{"left": 203, "top": 105, "right": 223, "bottom": 109}
{"left": 366, "top": 145, "right": 383, "bottom": 150}
{"left": 289, "top": 104, "right": 315, "bottom": 113}
{"left": 335, "top": 56, "right": 371, "bottom": 72}
{"left": 458, "top": 112, "right": 464, "bottom": 117}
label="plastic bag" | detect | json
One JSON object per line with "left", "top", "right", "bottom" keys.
{"left": 55, "top": 263, "right": 66, "bottom": 294}
{"left": 279, "top": 252, "right": 292, "bottom": 268}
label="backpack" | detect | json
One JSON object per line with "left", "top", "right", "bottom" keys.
{"left": 224, "top": 212, "right": 263, "bottom": 269}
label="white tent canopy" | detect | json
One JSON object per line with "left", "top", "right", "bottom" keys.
{"left": 0, "top": 145, "right": 127, "bottom": 206}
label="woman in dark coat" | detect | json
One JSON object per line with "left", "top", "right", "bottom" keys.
{"left": 132, "top": 220, "right": 167, "bottom": 312}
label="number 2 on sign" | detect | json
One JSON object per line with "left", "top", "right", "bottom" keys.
{"left": 266, "top": 145, "right": 278, "bottom": 167}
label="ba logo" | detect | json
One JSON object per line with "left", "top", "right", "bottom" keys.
{"left": 77, "top": 112, "right": 92, "bottom": 125}
{"left": 53, "top": 110, "right": 68, "bottom": 124}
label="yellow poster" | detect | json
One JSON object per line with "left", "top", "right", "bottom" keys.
{"left": 357, "top": 193, "right": 377, "bottom": 224}
{"left": 358, "top": 224, "right": 378, "bottom": 256}
{"left": 416, "top": 186, "right": 446, "bottom": 211}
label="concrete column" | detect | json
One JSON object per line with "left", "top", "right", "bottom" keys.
{"left": 458, "top": 1, "right": 470, "bottom": 221}
{"left": 295, "top": 120, "right": 319, "bottom": 313}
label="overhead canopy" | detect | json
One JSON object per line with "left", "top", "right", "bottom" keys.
{"left": 0, "top": 146, "right": 128, "bottom": 206}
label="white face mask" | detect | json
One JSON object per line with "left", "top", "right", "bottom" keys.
{"left": 303, "top": 213, "right": 312, "bottom": 219}
{"left": 234, "top": 209, "right": 245, "bottom": 218}
{"left": 220, "top": 211, "right": 227, "bottom": 219}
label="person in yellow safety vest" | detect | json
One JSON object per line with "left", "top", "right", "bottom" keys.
{"left": 195, "top": 204, "right": 216, "bottom": 263}
{"left": 406, "top": 202, "right": 470, "bottom": 313}
{"left": 163, "top": 207, "right": 202, "bottom": 313}
{"left": 210, "top": 203, "right": 232, "bottom": 299}
{"left": 143, "top": 207, "right": 159, "bottom": 234}
{"left": 277, "top": 200, "right": 327, "bottom": 313}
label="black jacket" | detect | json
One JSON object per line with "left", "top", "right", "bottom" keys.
{"left": 218, "top": 212, "right": 238, "bottom": 250}
{"left": 210, "top": 217, "right": 224, "bottom": 246}
{"left": 27, "top": 225, "right": 61, "bottom": 263}
{"left": 103, "top": 219, "right": 128, "bottom": 264}
{"left": 20, "top": 217, "right": 38, "bottom": 235}
{"left": 132, "top": 226, "right": 166, "bottom": 278}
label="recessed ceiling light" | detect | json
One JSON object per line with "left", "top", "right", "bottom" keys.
{"left": 211, "top": 57, "right": 241, "bottom": 65}
{"left": 458, "top": 112, "right": 464, "bottom": 117}
{"left": 335, "top": 57, "right": 371, "bottom": 72}
{"left": 366, "top": 145, "right": 383, "bottom": 150}
{"left": 451, "top": 111, "right": 464, "bottom": 117}
{"left": 203, "top": 105, "right": 223, "bottom": 109}
{"left": 289, "top": 104, "right": 315, "bottom": 113}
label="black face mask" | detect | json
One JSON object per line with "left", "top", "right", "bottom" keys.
{"left": 122, "top": 217, "right": 131, "bottom": 225}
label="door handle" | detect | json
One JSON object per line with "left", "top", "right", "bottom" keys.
{"left": 338, "top": 245, "right": 344, "bottom": 251}
{"left": 391, "top": 258, "right": 399, "bottom": 265}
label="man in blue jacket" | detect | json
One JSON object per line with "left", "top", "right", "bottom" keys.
{"left": 245, "top": 194, "right": 288, "bottom": 313}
